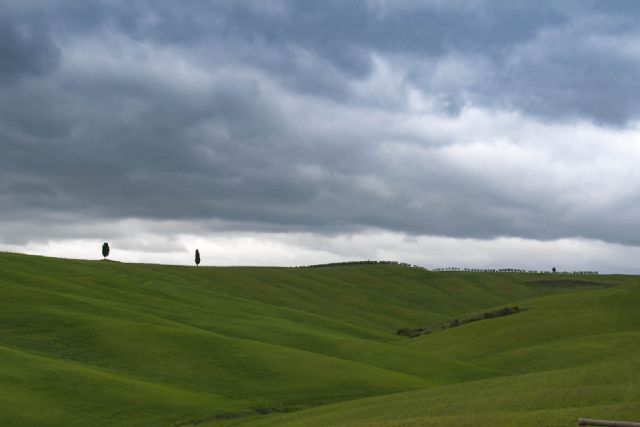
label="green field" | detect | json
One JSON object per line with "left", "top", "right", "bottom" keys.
{"left": 0, "top": 252, "right": 638, "bottom": 426}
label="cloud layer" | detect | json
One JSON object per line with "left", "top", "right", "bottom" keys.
{"left": 2, "top": 1, "right": 640, "bottom": 268}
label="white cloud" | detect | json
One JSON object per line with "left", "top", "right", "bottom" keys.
{"left": 3, "top": 222, "right": 640, "bottom": 273}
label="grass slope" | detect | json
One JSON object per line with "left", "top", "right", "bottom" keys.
{"left": 0, "top": 253, "right": 638, "bottom": 426}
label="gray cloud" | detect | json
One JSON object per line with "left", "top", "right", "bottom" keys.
{"left": 2, "top": 0, "right": 640, "bottom": 251}
{"left": 0, "top": 8, "right": 60, "bottom": 79}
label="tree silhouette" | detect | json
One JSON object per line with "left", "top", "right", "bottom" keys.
{"left": 552, "top": 266, "right": 556, "bottom": 273}
{"left": 102, "top": 242, "right": 110, "bottom": 259}
{"left": 195, "top": 249, "right": 200, "bottom": 267}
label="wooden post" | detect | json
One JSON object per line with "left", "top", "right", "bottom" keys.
{"left": 579, "top": 418, "right": 640, "bottom": 427}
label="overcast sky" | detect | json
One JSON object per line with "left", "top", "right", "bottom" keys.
{"left": 2, "top": 1, "right": 640, "bottom": 272}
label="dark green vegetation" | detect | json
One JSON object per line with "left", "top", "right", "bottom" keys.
{"left": 397, "top": 305, "right": 522, "bottom": 338}
{"left": 0, "top": 253, "right": 638, "bottom": 426}
{"left": 102, "top": 242, "right": 110, "bottom": 259}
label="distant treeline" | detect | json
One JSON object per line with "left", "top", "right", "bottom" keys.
{"left": 433, "top": 267, "right": 598, "bottom": 275}
{"left": 301, "top": 260, "right": 425, "bottom": 268}
{"left": 299, "top": 262, "right": 599, "bottom": 275}
{"left": 398, "top": 306, "right": 522, "bottom": 338}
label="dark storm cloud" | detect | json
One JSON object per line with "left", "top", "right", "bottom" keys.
{"left": 0, "top": 4, "right": 60, "bottom": 79}
{"left": 2, "top": 0, "right": 640, "bottom": 246}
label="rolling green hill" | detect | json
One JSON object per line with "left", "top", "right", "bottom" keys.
{"left": 0, "top": 252, "right": 638, "bottom": 426}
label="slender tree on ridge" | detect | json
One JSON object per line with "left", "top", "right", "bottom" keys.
{"left": 102, "top": 242, "right": 110, "bottom": 260}
{"left": 195, "top": 249, "right": 200, "bottom": 267}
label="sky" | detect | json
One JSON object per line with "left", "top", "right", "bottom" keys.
{"left": 2, "top": 1, "right": 640, "bottom": 272}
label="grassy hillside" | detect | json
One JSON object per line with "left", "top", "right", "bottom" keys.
{"left": 0, "top": 252, "right": 638, "bottom": 426}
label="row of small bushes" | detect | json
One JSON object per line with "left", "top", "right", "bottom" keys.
{"left": 301, "top": 260, "right": 416, "bottom": 268}
{"left": 397, "top": 306, "right": 522, "bottom": 338}
{"left": 434, "top": 267, "right": 598, "bottom": 274}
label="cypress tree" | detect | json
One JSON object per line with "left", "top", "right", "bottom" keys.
{"left": 102, "top": 242, "right": 110, "bottom": 259}
{"left": 195, "top": 249, "right": 200, "bottom": 266}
